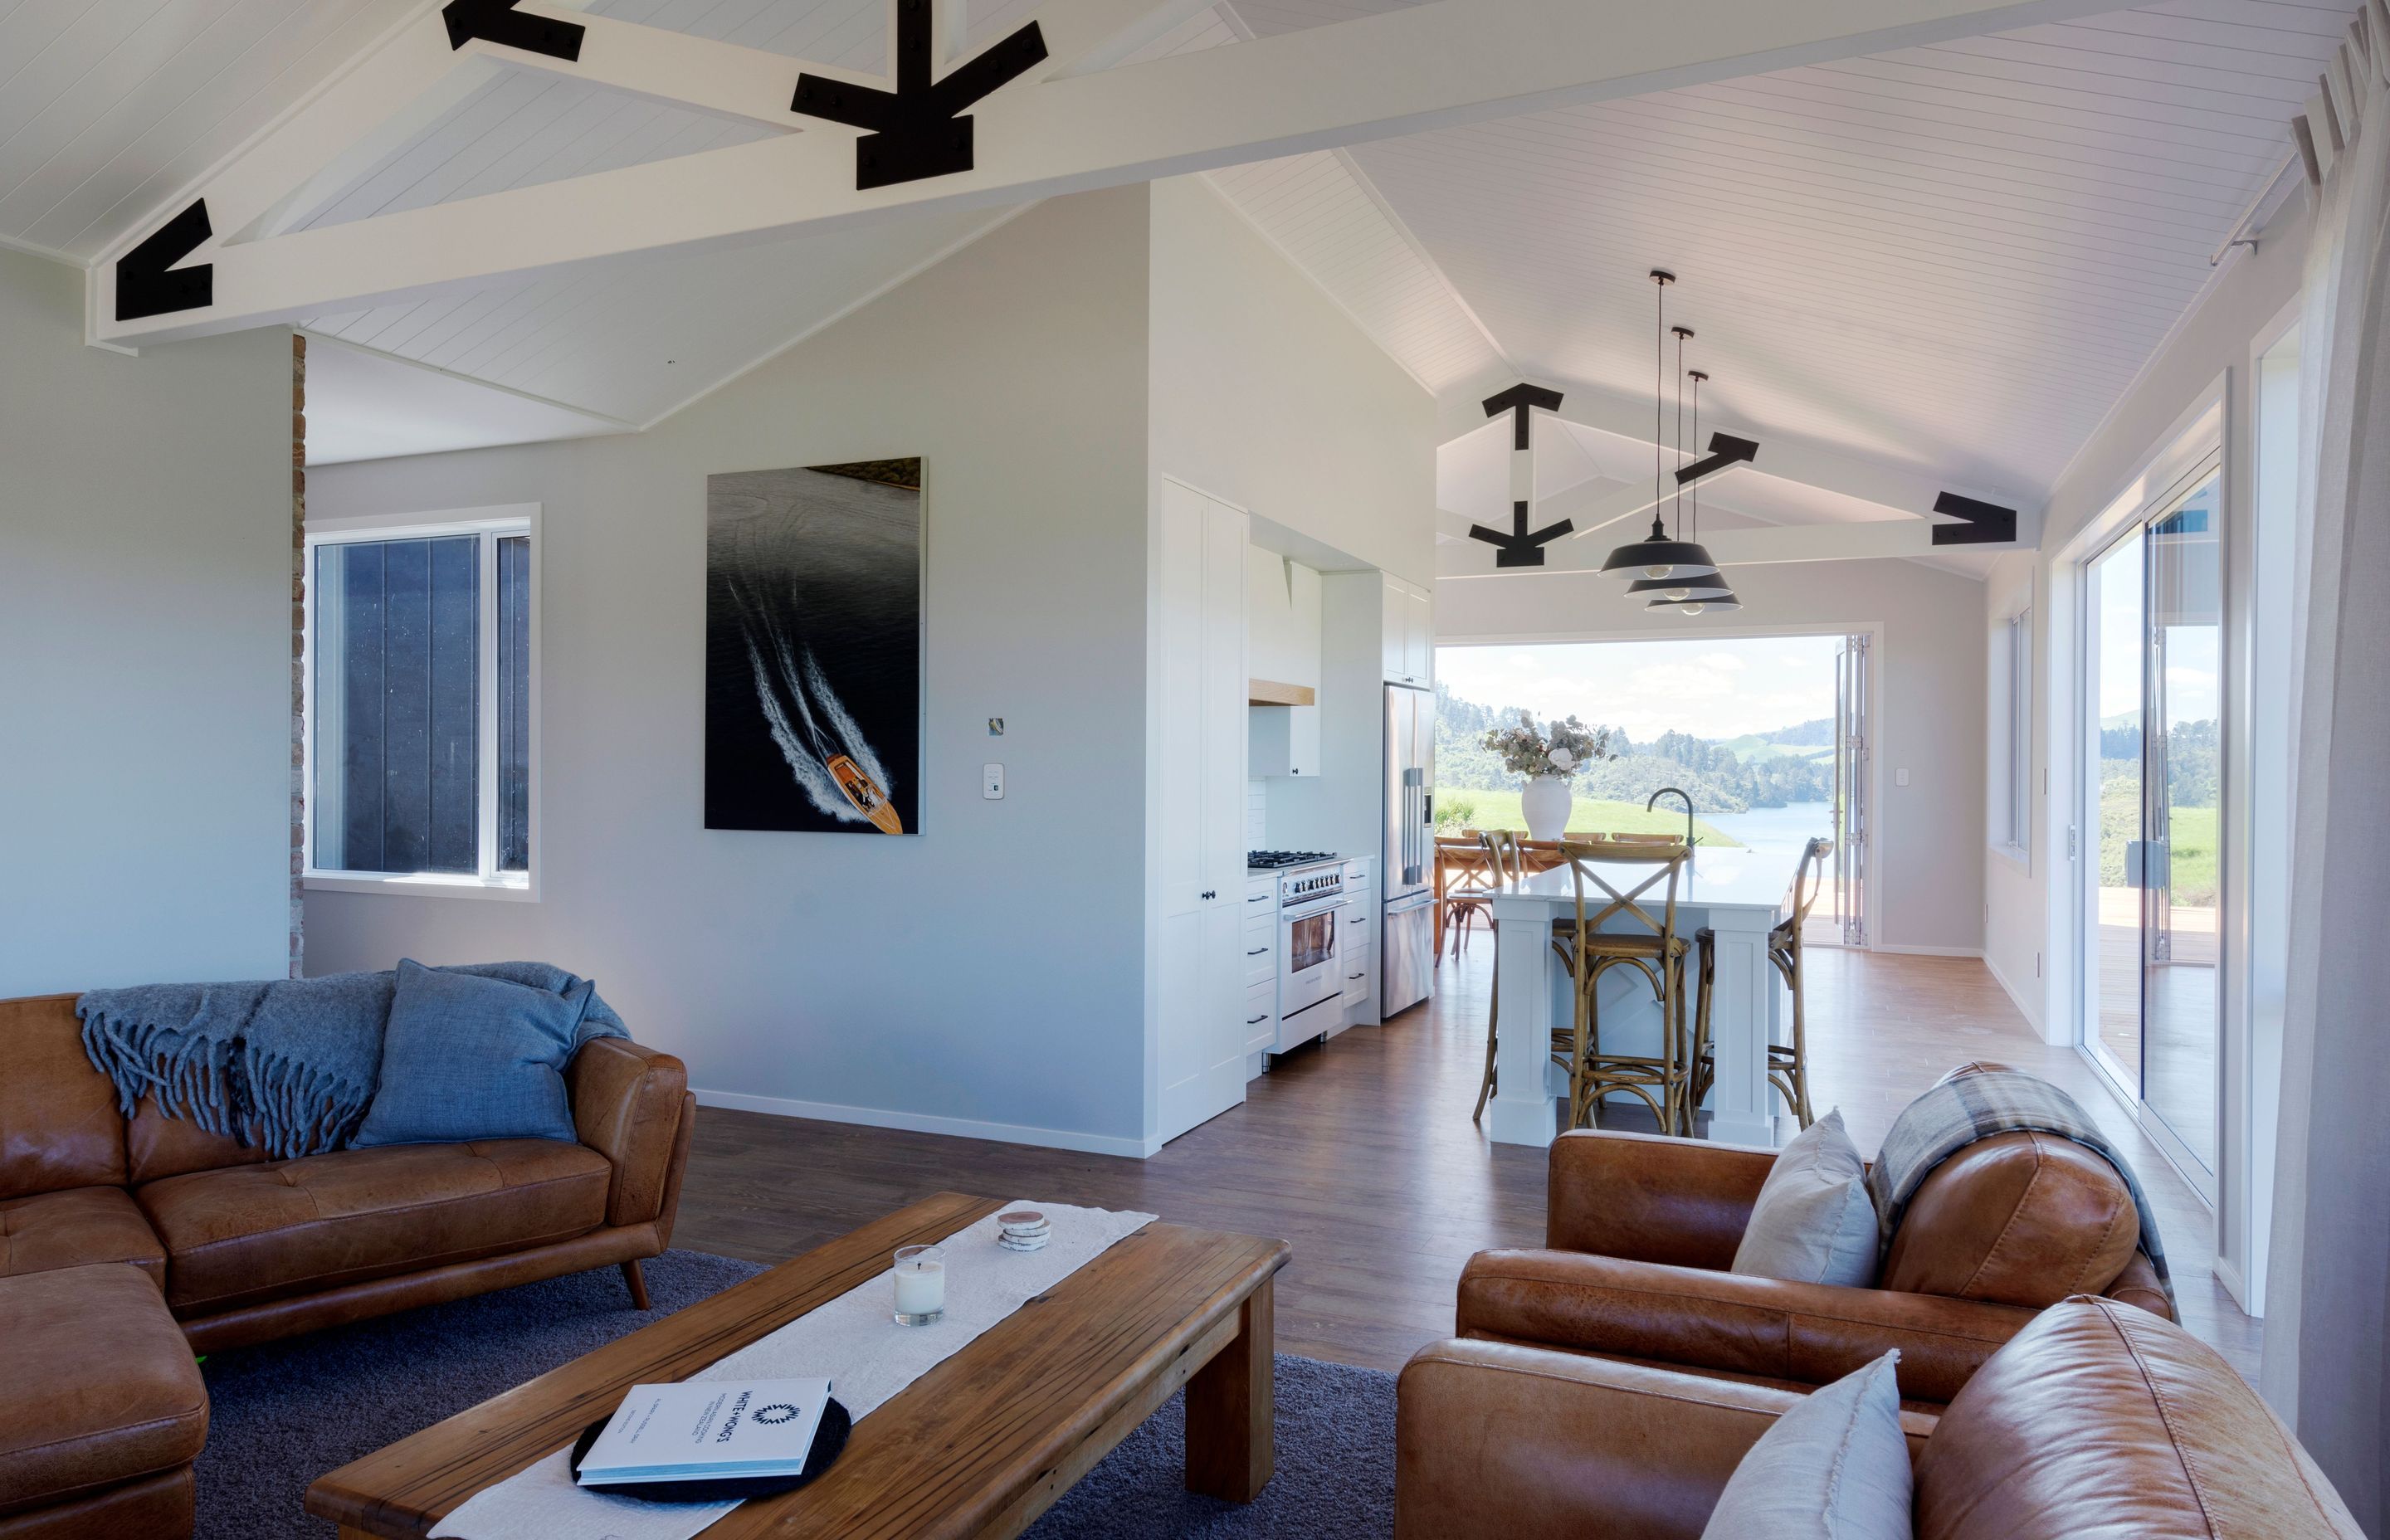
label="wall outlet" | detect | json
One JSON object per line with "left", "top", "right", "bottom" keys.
{"left": 1895, "top": 767, "right": 1910, "bottom": 787}
{"left": 983, "top": 763, "right": 1004, "bottom": 799}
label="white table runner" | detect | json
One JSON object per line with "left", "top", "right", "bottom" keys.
{"left": 431, "top": 1200, "right": 1158, "bottom": 1540}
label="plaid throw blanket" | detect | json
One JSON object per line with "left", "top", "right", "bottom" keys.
{"left": 78, "top": 963, "right": 625, "bottom": 1160}
{"left": 1865, "top": 1067, "right": 2175, "bottom": 1311}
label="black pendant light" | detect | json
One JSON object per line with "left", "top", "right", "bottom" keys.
{"left": 1602, "top": 269, "right": 1718, "bottom": 582}
{"left": 1651, "top": 366, "right": 1740, "bottom": 614}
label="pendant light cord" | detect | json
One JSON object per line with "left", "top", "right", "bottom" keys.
{"left": 1672, "top": 329, "right": 1686, "bottom": 539}
{"left": 1690, "top": 370, "right": 1700, "bottom": 542}
{"left": 1653, "top": 277, "right": 1666, "bottom": 538}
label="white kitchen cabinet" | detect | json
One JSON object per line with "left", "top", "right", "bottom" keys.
{"left": 1381, "top": 574, "right": 1433, "bottom": 687}
{"left": 1153, "top": 480, "right": 1250, "bottom": 1145}
{"left": 1247, "top": 701, "right": 1320, "bottom": 777}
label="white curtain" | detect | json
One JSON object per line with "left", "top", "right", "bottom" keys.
{"left": 2261, "top": 2, "right": 2390, "bottom": 1531}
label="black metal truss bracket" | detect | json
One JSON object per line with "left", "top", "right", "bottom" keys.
{"left": 1471, "top": 504, "right": 1575, "bottom": 567}
{"left": 1673, "top": 431, "right": 1759, "bottom": 485}
{"left": 792, "top": 0, "right": 1046, "bottom": 188}
{"left": 115, "top": 200, "right": 213, "bottom": 321}
{"left": 444, "top": 0, "right": 584, "bottom": 60}
{"left": 1929, "top": 490, "right": 2019, "bottom": 545}
{"left": 1480, "top": 382, "right": 1565, "bottom": 450}
{"left": 1468, "top": 383, "right": 1572, "bottom": 566}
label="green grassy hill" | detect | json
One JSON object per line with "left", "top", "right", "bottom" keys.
{"left": 1435, "top": 791, "right": 1738, "bottom": 846}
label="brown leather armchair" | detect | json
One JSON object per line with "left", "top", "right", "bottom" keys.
{"left": 1397, "top": 1294, "right": 2361, "bottom": 1539}
{"left": 1456, "top": 1127, "right": 2171, "bottom": 1408}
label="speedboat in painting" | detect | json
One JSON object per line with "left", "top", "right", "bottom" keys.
{"left": 829, "top": 754, "right": 904, "bottom": 834}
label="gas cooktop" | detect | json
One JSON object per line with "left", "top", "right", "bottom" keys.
{"left": 1247, "top": 850, "right": 1341, "bottom": 870}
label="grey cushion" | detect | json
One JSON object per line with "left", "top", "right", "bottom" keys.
{"left": 1731, "top": 1108, "right": 1880, "bottom": 1287}
{"left": 1701, "top": 1350, "right": 1912, "bottom": 1539}
{"left": 352, "top": 959, "right": 593, "bottom": 1147}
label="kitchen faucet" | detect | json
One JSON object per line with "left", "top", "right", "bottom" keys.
{"left": 1647, "top": 787, "right": 1695, "bottom": 850}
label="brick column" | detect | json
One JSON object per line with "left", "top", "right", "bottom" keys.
{"left": 290, "top": 333, "right": 306, "bottom": 977}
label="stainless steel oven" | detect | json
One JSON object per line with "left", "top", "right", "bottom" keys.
{"left": 1277, "top": 892, "right": 1345, "bottom": 1034}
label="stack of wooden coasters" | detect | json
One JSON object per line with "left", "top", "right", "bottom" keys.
{"left": 995, "top": 1210, "right": 1051, "bottom": 1253}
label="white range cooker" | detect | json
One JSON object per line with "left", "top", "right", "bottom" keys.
{"left": 1247, "top": 850, "right": 1350, "bottom": 1055}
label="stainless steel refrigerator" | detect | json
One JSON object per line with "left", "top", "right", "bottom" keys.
{"left": 1382, "top": 683, "right": 1436, "bottom": 1016}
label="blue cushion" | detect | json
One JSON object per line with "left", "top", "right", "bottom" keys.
{"left": 352, "top": 959, "right": 594, "bottom": 1147}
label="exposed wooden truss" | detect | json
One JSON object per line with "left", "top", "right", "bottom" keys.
{"left": 93, "top": 0, "right": 2147, "bottom": 348}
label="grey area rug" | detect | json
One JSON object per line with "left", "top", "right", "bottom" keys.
{"left": 196, "top": 1249, "right": 1396, "bottom": 1538}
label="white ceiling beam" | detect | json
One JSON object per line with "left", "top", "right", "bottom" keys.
{"left": 94, "top": 0, "right": 2142, "bottom": 346}
{"left": 1439, "top": 504, "right": 2022, "bottom": 579}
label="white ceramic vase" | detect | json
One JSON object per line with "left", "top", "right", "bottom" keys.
{"left": 1521, "top": 773, "right": 1573, "bottom": 841}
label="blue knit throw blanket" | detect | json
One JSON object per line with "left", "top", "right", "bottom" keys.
{"left": 77, "top": 963, "right": 627, "bottom": 1159}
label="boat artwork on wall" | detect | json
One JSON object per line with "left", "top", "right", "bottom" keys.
{"left": 705, "top": 458, "right": 921, "bottom": 836}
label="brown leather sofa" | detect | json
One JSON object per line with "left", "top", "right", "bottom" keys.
{"left": 0, "top": 991, "right": 695, "bottom": 1539}
{"left": 1397, "top": 1293, "right": 2361, "bottom": 1539}
{"left": 1456, "top": 1127, "right": 2172, "bottom": 1408}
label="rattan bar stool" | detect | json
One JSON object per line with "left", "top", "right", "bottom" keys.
{"left": 1693, "top": 836, "right": 1832, "bottom": 1131}
{"left": 1549, "top": 839, "right": 1694, "bottom": 1134}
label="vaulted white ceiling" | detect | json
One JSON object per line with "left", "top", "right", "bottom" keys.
{"left": 0, "top": 0, "right": 2347, "bottom": 493}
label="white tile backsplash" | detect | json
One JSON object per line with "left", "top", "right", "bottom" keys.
{"left": 1246, "top": 780, "right": 1268, "bottom": 849}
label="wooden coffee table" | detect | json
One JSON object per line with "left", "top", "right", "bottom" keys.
{"left": 307, "top": 1192, "right": 1290, "bottom": 1538}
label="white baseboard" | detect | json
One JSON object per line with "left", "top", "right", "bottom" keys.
{"left": 2212, "top": 1254, "right": 2262, "bottom": 1318}
{"left": 1978, "top": 951, "right": 2056, "bottom": 1041}
{"left": 693, "top": 1088, "right": 1163, "bottom": 1160}
{"left": 1869, "top": 943, "right": 1984, "bottom": 958}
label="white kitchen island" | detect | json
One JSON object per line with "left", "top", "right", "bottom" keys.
{"left": 1484, "top": 848, "right": 1790, "bottom": 1148}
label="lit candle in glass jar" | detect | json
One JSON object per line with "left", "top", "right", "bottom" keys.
{"left": 892, "top": 1245, "right": 945, "bottom": 1325}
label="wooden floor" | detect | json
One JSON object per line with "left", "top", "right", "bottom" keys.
{"left": 676, "top": 938, "right": 2256, "bottom": 1377}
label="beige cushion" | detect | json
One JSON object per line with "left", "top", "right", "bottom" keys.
{"left": 1701, "top": 1350, "right": 1911, "bottom": 1539}
{"left": 1731, "top": 1109, "right": 1879, "bottom": 1287}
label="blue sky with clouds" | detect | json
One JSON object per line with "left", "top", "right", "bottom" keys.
{"left": 1436, "top": 634, "right": 1847, "bottom": 743}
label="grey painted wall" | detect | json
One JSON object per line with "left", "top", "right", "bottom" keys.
{"left": 305, "top": 189, "right": 1156, "bottom": 1151}
{"left": 0, "top": 247, "right": 293, "bottom": 996}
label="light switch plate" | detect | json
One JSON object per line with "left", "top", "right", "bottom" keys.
{"left": 983, "top": 763, "right": 1004, "bottom": 799}
{"left": 1895, "top": 768, "right": 1910, "bottom": 787}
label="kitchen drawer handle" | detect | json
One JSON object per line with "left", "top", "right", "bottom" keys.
{"left": 1348, "top": 972, "right": 1365, "bottom": 981}
{"left": 1246, "top": 894, "right": 1270, "bottom": 904}
{"left": 1246, "top": 1014, "right": 1269, "bottom": 1026}
{"left": 1246, "top": 948, "right": 1268, "bottom": 957}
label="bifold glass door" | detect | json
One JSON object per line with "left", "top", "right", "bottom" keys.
{"left": 2080, "top": 467, "right": 2221, "bottom": 1192}
{"left": 1829, "top": 634, "right": 1870, "bottom": 946}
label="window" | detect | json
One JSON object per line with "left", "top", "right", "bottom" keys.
{"left": 1995, "top": 607, "right": 2032, "bottom": 857}
{"left": 305, "top": 509, "right": 535, "bottom": 894}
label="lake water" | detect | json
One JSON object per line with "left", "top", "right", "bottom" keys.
{"left": 1702, "top": 801, "right": 1836, "bottom": 857}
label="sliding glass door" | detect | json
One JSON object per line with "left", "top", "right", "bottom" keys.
{"left": 2079, "top": 465, "right": 2222, "bottom": 1193}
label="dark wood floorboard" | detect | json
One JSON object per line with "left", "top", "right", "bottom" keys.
{"left": 675, "top": 938, "right": 2256, "bottom": 1376}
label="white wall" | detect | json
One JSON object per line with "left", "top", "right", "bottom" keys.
{"left": 1438, "top": 543, "right": 1988, "bottom": 953}
{"left": 1147, "top": 175, "right": 1438, "bottom": 865}
{"left": 305, "top": 189, "right": 1157, "bottom": 1153}
{"left": 1984, "top": 205, "right": 2309, "bottom": 1046}
{"left": 1147, "top": 177, "right": 1437, "bottom": 586}
{"left": 0, "top": 247, "right": 294, "bottom": 996}
{"left": 1978, "top": 199, "right": 2308, "bottom": 1304}
{"left": 1982, "top": 548, "right": 2042, "bottom": 1026}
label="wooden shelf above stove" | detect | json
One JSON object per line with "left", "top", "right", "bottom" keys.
{"left": 1248, "top": 679, "right": 1315, "bottom": 708}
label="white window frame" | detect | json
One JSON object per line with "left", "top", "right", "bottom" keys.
{"left": 1999, "top": 608, "right": 2032, "bottom": 859}
{"left": 302, "top": 504, "right": 540, "bottom": 900}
